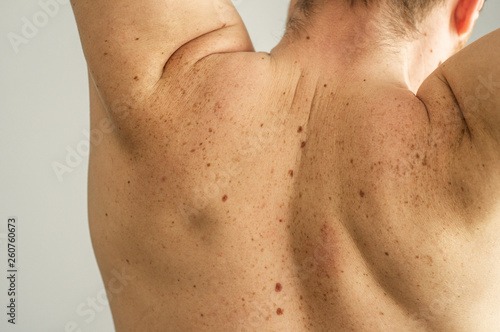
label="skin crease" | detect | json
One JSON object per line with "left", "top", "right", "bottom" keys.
{"left": 78, "top": 0, "right": 499, "bottom": 331}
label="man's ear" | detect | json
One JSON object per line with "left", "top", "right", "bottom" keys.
{"left": 454, "top": 0, "right": 484, "bottom": 37}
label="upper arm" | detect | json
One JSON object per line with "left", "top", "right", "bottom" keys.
{"left": 430, "top": 29, "right": 500, "bottom": 143}
{"left": 71, "top": 0, "right": 253, "bottom": 109}
{"left": 416, "top": 29, "right": 500, "bottom": 222}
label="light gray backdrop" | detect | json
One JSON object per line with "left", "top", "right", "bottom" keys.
{"left": 0, "top": 0, "right": 498, "bottom": 331}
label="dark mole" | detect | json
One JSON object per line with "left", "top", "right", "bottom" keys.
{"left": 135, "top": 37, "right": 139, "bottom": 40}
{"left": 222, "top": 195, "right": 228, "bottom": 202}
{"left": 301, "top": 141, "right": 306, "bottom": 148}
{"left": 350, "top": 159, "right": 354, "bottom": 164}
{"left": 306, "top": 36, "right": 310, "bottom": 40}
{"left": 359, "top": 190, "right": 365, "bottom": 198}
{"left": 277, "top": 308, "right": 284, "bottom": 315}
{"left": 298, "top": 126, "right": 303, "bottom": 133}
{"left": 104, "top": 40, "right": 108, "bottom": 43}
{"left": 126, "top": 259, "right": 130, "bottom": 264}
{"left": 105, "top": 213, "right": 108, "bottom": 217}
{"left": 103, "top": 52, "right": 108, "bottom": 56}
{"left": 260, "top": 123, "right": 264, "bottom": 127}
{"left": 275, "top": 283, "right": 283, "bottom": 292}
{"left": 289, "top": 170, "right": 294, "bottom": 177}
{"left": 134, "top": 76, "right": 139, "bottom": 81}
{"left": 324, "top": 84, "right": 327, "bottom": 87}
{"left": 385, "top": 252, "right": 389, "bottom": 256}
{"left": 127, "top": 181, "right": 130, "bottom": 184}
{"left": 207, "top": 163, "right": 211, "bottom": 167}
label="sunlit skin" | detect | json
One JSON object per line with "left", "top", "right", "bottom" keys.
{"left": 71, "top": 0, "right": 499, "bottom": 331}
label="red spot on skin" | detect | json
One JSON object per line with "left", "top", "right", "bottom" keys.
{"left": 162, "top": 177, "right": 167, "bottom": 182}
{"left": 301, "top": 141, "right": 306, "bottom": 148}
{"left": 275, "top": 283, "right": 283, "bottom": 292}
{"left": 222, "top": 195, "right": 228, "bottom": 202}
{"left": 288, "top": 170, "right": 294, "bottom": 177}
{"left": 277, "top": 308, "right": 284, "bottom": 315}
{"left": 298, "top": 126, "right": 303, "bottom": 133}
{"left": 360, "top": 190, "right": 365, "bottom": 198}
{"left": 279, "top": 219, "right": 283, "bottom": 223}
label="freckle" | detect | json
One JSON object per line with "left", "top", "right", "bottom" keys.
{"left": 200, "top": 313, "right": 204, "bottom": 317}
{"left": 103, "top": 52, "right": 108, "bottom": 56}
{"left": 415, "top": 255, "right": 419, "bottom": 259}
{"left": 416, "top": 153, "right": 420, "bottom": 159}
{"left": 289, "top": 170, "right": 294, "bottom": 177}
{"left": 350, "top": 159, "right": 353, "bottom": 164}
{"left": 359, "top": 190, "right": 365, "bottom": 198}
{"left": 222, "top": 195, "right": 228, "bottom": 202}
{"left": 209, "top": 128, "right": 213, "bottom": 132}
{"left": 190, "top": 149, "right": 196, "bottom": 153}
{"left": 260, "top": 123, "right": 264, "bottom": 127}
{"left": 275, "top": 283, "right": 283, "bottom": 292}
{"left": 379, "top": 312, "right": 384, "bottom": 316}
{"left": 346, "top": 103, "right": 349, "bottom": 106}
{"left": 298, "top": 126, "right": 303, "bottom": 133}
{"left": 301, "top": 141, "right": 306, "bottom": 148}
{"left": 276, "top": 308, "right": 284, "bottom": 315}
{"left": 126, "top": 259, "right": 130, "bottom": 264}
{"left": 430, "top": 49, "right": 433, "bottom": 53}
{"left": 162, "top": 176, "right": 167, "bottom": 182}
{"left": 104, "top": 40, "right": 108, "bottom": 43}
{"left": 135, "top": 37, "right": 139, "bottom": 40}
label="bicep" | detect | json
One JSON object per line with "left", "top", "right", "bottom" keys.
{"left": 71, "top": 0, "right": 252, "bottom": 108}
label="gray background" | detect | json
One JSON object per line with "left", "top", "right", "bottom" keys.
{"left": 0, "top": 0, "right": 498, "bottom": 331}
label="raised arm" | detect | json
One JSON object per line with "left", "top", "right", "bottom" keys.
{"left": 439, "top": 29, "right": 500, "bottom": 143}
{"left": 71, "top": 0, "right": 253, "bottom": 107}
{"left": 418, "top": 28, "right": 500, "bottom": 148}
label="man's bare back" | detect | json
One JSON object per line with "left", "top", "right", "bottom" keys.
{"left": 73, "top": 0, "right": 500, "bottom": 330}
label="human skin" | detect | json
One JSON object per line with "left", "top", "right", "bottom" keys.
{"left": 71, "top": 0, "right": 499, "bottom": 330}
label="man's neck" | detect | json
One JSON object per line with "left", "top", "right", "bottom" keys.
{"left": 273, "top": 2, "right": 455, "bottom": 93}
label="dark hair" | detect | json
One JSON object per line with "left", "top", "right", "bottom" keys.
{"left": 295, "top": 0, "right": 446, "bottom": 34}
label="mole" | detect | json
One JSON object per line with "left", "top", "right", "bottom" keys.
{"left": 126, "top": 259, "right": 130, "bottom": 264}
{"left": 276, "top": 308, "right": 284, "bottom": 315}
{"left": 306, "top": 36, "right": 310, "bottom": 40}
{"left": 301, "top": 141, "right": 307, "bottom": 148}
{"left": 135, "top": 37, "right": 139, "bottom": 40}
{"left": 103, "top": 52, "right": 108, "bottom": 56}
{"left": 385, "top": 252, "right": 389, "bottom": 256}
{"left": 289, "top": 170, "right": 294, "bottom": 177}
{"left": 298, "top": 126, "right": 303, "bottom": 133}
{"left": 134, "top": 76, "right": 139, "bottom": 81}
{"left": 359, "top": 190, "right": 365, "bottom": 198}
{"left": 162, "top": 176, "right": 167, "bottom": 182}
{"left": 222, "top": 195, "right": 228, "bottom": 202}
{"left": 275, "top": 283, "right": 283, "bottom": 292}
